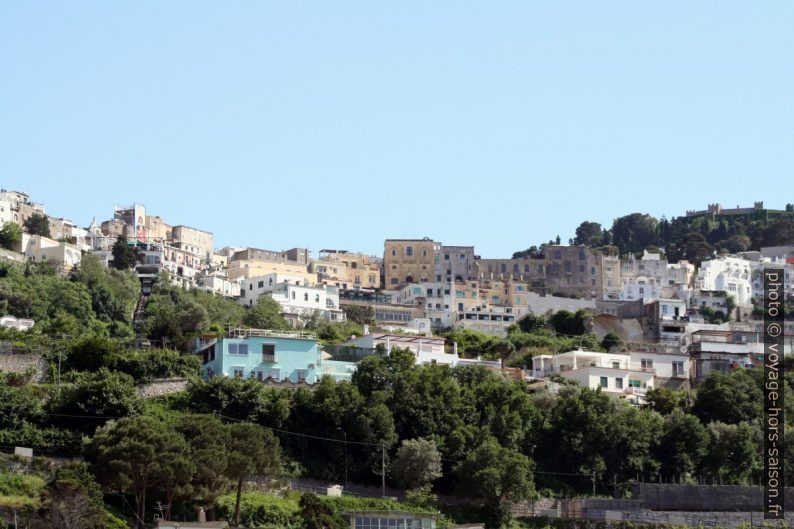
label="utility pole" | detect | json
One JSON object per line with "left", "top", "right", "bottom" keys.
{"left": 382, "top": 445, "right": 386, "bottom": 498}
{"left": 336, "top": 427, "right": 348, "bottom": 490}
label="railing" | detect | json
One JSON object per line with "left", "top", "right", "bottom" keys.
{"left": 625, "top": 386, "right": 647, "bottom": 395}
{"left": 228, "top": 328, "right": 317, "bottom": 340}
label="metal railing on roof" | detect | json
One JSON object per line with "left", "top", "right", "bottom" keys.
{"left": 227, "top": 327, "right": 317, "bottom": 340}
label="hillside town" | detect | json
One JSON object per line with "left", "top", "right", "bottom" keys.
{"left": 1, "top": 189, "right": 792, "bottom": 404}
{"left": 1, "top": 188, "right": 794, "bottom": 529}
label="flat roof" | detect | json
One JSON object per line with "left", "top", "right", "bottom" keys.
{"left": 370, "top": 333, "right": 447, "bottom": 343}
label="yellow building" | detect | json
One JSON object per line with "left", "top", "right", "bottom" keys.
{"left": 226, "top": 259, "right": 317, "bottom": 284}
{"left": 383, "top": 238, "right": 440, "bottom": 288}
{"left": 312, "top": 250, "right": 380, "bottom": 290}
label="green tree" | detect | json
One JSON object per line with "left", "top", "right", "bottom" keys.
{"left": 600, "top": 332, "right": 622, "bottom": 352}
{"left": 611, "top": 213, "right": 659, "bottom": 255}
{"left": 455, "top": 437, "right": 534, "bottom": 528}
{"left": 0, "top": 221, "right": 22, "bottom": 250}
{"left": 692, "top": 370, "right": 762, "bottom": 425}
{"left": 342, "top": 305, "right": 375, "bottom": 325}
{"left": 23, "top": 212, "right": 51, "bottom": 237}
{"left": 644, "top": 388, "right": 688, "bottom": 415}
{"left": 761, "top": 220, "right": 794, "bottom": 247}
{"left": 142, "top": 283, "right": 210, "bottom": 348}
{"left": 516, "top": 313, "right": 547, "bottom": 334}
{"left": 299, "top": 493, "right": 348, "bottom": 529}
{"left": 548, "top": 310, "right": 588, "bottom": 336}
{"left": 176, "top": 414, "right": 232, "bottom": 521}
{"left": 226, "top": 422, "right": 282, "bottom": 527}
{"left": 672, "top": 232, "right": 713, "bottom": 265}
{"left": 392, "top": 438, "right": 443, "bottom": 489}
{"left": 111, "top": 235, "right": 139, "bottom": 270}
{"left": 573, "top": 221, "right": 604, "bottom": 247}
{"left": 187, "top": 377, "right": 292, "bottom": 425}
{"left": 655, "top": 409, "right": 708, "bottom": 481}
{"left": 700, "top": 421, "right": 761, "bottom": 484}
{"left": 243, "top": 296, "right": 290, "bottom": 330}
{"left": 86, "top": 416, "right": 185, "bottom": 528}
{"left": 49, "top": 369, "right": 142, "bottom": 431}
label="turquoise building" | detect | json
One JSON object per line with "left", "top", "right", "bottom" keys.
{"left": 196, "top": 329, "right": 358, "bottom": 384}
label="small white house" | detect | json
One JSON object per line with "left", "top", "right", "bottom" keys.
{"left": 532, "top": 350, "right": 655, "bottom": 404}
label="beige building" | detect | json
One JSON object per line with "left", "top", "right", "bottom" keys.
{"left": 0, "top": 190, "right": 46, "bottom": 227}
{"left": 602, "top": 253, "right": 622, "bottom": 300}
{"left": 230, "top": 247, "right": 309, "bottom": 265}
{"left": 145, "top": 215, "right": 172, "bottom": 241}
{"left": 226, "top": 259, "right": 317, "bottom": 283}
{"left": 312, "top": 249, "right": 380, "bottom": 290}
{"left": 477, "top": 245, "right": 604, "bottom": 299}
{"left": 383, "top": 238, "right": 441, "bottom": 287}
{"left": 22, "top": 234, "right": 81, "bottom": 273}
{"left": 171, "top": 225, "right": 214, "bottom": 259}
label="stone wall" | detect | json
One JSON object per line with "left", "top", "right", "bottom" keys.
{"left": 0, "top": 353, "right": 48, "bottom": 382}
{"left": 137, "top": 378, "right": 189, "bottom": 398}
{"left": 632, "top": 483, "right": 794, "bottom": 511}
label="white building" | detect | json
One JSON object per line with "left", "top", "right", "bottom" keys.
{"left": 0, "top": 198, "right": 13, "bottom": 227}
{"left": 196, "top": 271, "right": 241, "bottom": 298}
{"left": 268, "top": 282, "right": 344, "bottom": 325}
{"left": 0, "top": 315, "right": 35, "bottom": 331}
{"left": 627, "top": 351, "right": 689, "bottom": 389}
{"left": 695, "top": 256, "right": 755, "bottom": 306}
{"left": 22, "top": 234, "right": 81, "bottom": 272}
{"left": 620, "top": 251, "right": 667, "bottom": 302}
{"left": 531, "top": 349, "right": 655, "bottom": 404}
{"left": 344, "top": 333, "right": 459, "bottom": 366}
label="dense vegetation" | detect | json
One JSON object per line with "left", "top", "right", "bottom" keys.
{"left": 0, "top": 257, "right": 791, "bottom": 528}
{"left": 514, "top": 207, "right": 794, "bottom": 263}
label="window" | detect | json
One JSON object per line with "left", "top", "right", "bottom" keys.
{"left": 406, "top": 246, "right": 413, "bottom": 256}
{"left": 599, "top": 376, "right": 608, "bottom": 388}
{"left": 315, "top": 294, "right": 320, "bottom": 303}
{"left": 615, "top": 377, "right": 623, "bottom": 389}
{"left": 641, "top": 359, "right": 653, "bottom": 369}
{"left": 262, "top": 344, "right": 275, "bottom": 363}
{"left": 391, "top": 249, "right": 396, "bottom": 257}
{"left": 391, "top": 278, "right": 399, "bottom": 285}
{"left": 422, "top": 248, "right": 428, "bottom": 257}
{"left": 258, "top": 280, "right": 264, "bottom": 288}
{"left": 629, "top": 379, "right": 641, "bottom": 387}
{"left": 291, "top": 291, "right": 296, "bottom": 299}
{"left": 444, "top": 254, "right": 450, "bottom": 260}
{"left": 672, "top": 361, "right": 684, "bottom": 377}
{"left": 304, "top": 292, "right": 309, "bottom": 301}
{"left": 612, "top": 361, "right": 620, "bottom": 369}
{"left": 233, "top": 368, "right": 244, "bottom": 378}
{"left": 229, "top": 343, "right": 248, "bottom": 355}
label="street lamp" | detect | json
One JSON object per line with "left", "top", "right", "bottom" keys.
{"left": 336, "top": 427, "right": 348, "bottom": 490}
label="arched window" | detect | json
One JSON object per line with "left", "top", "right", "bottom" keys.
{"left": 304, "top": 292, "right": 309, "bottom": 301}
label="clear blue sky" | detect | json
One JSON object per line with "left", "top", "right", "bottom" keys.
{"left": 1, "top": 2, "right": 792, "bottom": 257}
